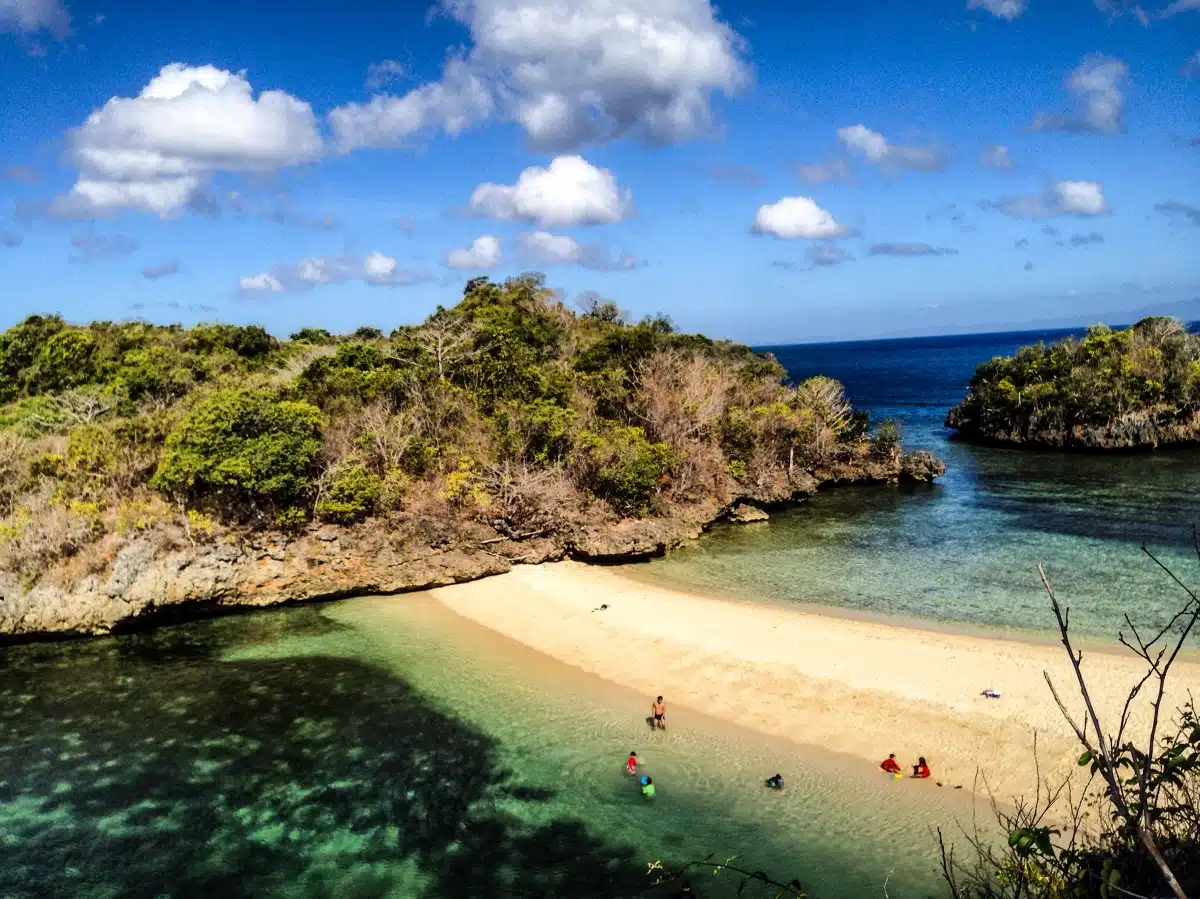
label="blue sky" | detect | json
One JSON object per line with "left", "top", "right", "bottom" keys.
{"left": 1, "top": 0, "right": 1197, "bottom": 344}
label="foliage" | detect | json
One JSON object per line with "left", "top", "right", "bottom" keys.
{"left": 152, "top": 389, "right": 322, "bottom": 521}
{"left": 0, "top": 273, "right": 910, "bottom": 584}
{"left": 949, "top": 318, "right": 1200, "bottom": 443}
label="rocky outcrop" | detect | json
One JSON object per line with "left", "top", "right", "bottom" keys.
{"left": 946, "top": 404, "right": 1200, "bottom": 451}
{"left": 0, "top": 451, "right": 944, "bottom": 642}
{"left": 729, "top": 503, "right": 769, "bottom": 523}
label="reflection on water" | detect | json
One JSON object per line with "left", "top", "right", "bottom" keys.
{"left": 1, "top": 597, "right": 982, "bottom": 899}
{"left": 633, "top": 332, "right": 1200, "bottom": 640}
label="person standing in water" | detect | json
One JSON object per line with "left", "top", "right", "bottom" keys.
{"left": 651, "top": 696, "right": 667, "bottom": 729}
{"left": 626, "top": 751, "right": 637, "bottom": 775}
{"left": 641, "top": 776, "right": 656, "bottom": 799}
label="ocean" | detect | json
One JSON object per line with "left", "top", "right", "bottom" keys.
{"left": 630, "top": 329, "right": 1200, "bottom": 642}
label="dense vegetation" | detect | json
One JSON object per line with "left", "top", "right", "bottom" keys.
{"left": 0, "top": 274, "right": 906, "bottom": 586}
{"left": 946, "top": 317, "right": 1200, "bottom": 449}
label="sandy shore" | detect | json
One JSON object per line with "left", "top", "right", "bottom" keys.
{"left": 431, "top": 561, "right": 1200, "bottom": 804}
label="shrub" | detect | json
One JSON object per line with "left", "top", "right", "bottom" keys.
{"left": 870, "top": 418, "right": 902, "bottom": 459}
{"left": 152, "top": 389, "right": 322, "bottom": 521}
{"left": 315, "top": 456, "right": 383, "bottom": 524}
{"left": 575, "top": 425, "right": 674, "bottom": 517}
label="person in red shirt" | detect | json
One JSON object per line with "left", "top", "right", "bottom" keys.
{"left": 912, "top": 756, "right": 932, "bottom": 779}
{"left": 880, "top": 753, "right": 902, "bottom": 774}
{"left": 626, "top": 751, "right": 637, "bottom": 775}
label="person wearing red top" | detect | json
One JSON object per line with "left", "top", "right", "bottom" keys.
{"left": 626, "top": 751, "right": 637, "bottom": 775}
{"left": 880, "top": 753, "right": 902, "bottom": 774}
{"left": 911, "top": 756, "right": 932, "bottom": 779}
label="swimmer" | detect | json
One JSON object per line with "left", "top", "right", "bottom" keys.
{"left": 641, "top": 776, "right": 656, "bottom": 799}
{"left": 765, "top": 773, "right": 784, "bottom": 790}
{"left": 912, "top": 757, "right": 931, "bottom": 779}
{"left": 651, "top": 696, "right": 666, "bottom": 729}
{"left": 880, "top": 754, "right": 902, "bottom": 775}
{"left": 626, "top": 751, "right": 637, "bottom": 775}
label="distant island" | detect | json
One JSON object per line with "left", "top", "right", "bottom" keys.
{"left": 946, "top": 316, "right": 1200, "bottom": 450}
{"left": 0, "top": 274, "right": 942, "bottom": 640}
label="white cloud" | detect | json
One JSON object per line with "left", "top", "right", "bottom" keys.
{"left": 868, "top": 243, "right": 959, "bottom": 256}
{"left": 467, "top": 155, "right": 633, "bottom": 227}
{"left": 240, "top": 253, "right": 426, "bottom": 292}
{"left": 795, "top": 158, "right": 850, "bottom": 184}
{"left": 837, "top": 125, "right": 948, "bottom": 174}
{"left": 751, "top": 197, "right": 848, "bottom": 240}
{"left": 446, "top": 235, "right": 503, "bottom": 270}
{"left": 987, "top": 180, "right": 1108, "bottom": 219}
{"left": 329, "top": 0, "right": 750, "bottom": 153}
{"left": 239, "top": 273, "right": 284, "bottom": 293}
{"left": 0, "top": 0, "right": 70, "bottom": 37}
{"left": 807, "top": 244, "right": 847, "bottom": 266}
{"left": 365, "top": 59, "right": 408, "bottom": 91}
{"left": 142, "top": 261, "right": 180, "bottom": 280}
{"left": 516, "top": 230, "right": 637, "bottom": 270}
{"left": 69, "top": 232, "right": 139, "bottom": 261}
{"left": 978, "top": 143, "right": 1013, "bottom": 169}
{"left": 1163, "top": 0, "right": 1200, "bottom": 16}
{"left": 1094, "top": 0, "right": 1150, "bottom": 24}
{"left": 1030, "top": 55, "right": 1127, "bottom": 135}
{"left": 967, "top": 0, "right": 1027, "bottom": 19}
{"left": 53, "top": 63, "right": 324, "bottom": 218}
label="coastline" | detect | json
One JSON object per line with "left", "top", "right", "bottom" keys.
{"left": 431, "top": 560, "right": 1200, "bottom": 804}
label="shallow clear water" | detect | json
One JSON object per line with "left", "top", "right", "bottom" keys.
{"left": 630, "top": 330, "right": 1200, "bottom": 641}
{"left": 1, "top": 598, "right": 982, "bottom": 899}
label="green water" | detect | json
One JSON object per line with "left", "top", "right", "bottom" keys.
{"left": 0, "top": 598, "right": 982, "bottom": 899}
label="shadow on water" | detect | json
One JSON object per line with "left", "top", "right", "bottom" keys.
{"left": 0, "top": 609, "right": 702, "bottom": 899}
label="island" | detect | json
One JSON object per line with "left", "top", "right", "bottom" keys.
{"left": 0, "top": 274, "right": 943, "bottom": 641}
{"left": 945, "top": 316, "right": 1200, "bottom": 450}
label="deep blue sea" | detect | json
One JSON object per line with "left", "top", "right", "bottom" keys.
{"left": 633, "top": 328, "right": 1200, "bottom": 640}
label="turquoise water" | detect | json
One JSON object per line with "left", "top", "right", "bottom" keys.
{"left": 630, "top": 331, "right": 1200, "bottom": 642}
{"left": 0, "top": 598, "right": 982, "bottom": 899}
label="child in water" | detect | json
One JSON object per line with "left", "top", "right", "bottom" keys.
{"left": 641, "top": 776, "right": 656, "bottom": 799}
{"left": 765, "top": 774, "right": 784, "bottom": 790}
{"left": 626, "top": 751, "right": 637, "bottom": 775}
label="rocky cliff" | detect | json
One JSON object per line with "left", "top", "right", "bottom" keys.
{"left": 0, "top": 451, "right": 944, "bottom": 642}
{"left": 945, "top": 404, "right": 1200, "bottom": 450}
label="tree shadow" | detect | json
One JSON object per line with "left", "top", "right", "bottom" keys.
{"left": 0, "top": 608, "right": 675, "bottom": 899}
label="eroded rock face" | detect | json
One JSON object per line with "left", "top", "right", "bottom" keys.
{"left": 0, "top": 454, "right": 946, "bottom": 642}
{"left": 729, "top": 504, "right": 769, "bottom": 523}
{"left": 946, "top": 405, "right": 1200, "bottom": 451}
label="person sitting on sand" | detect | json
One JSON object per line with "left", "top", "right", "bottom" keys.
{"left": 641, "top": 776, "right": 656, "bottom": 799}
{"left": 765, "top": 773, "right": 784, "bottom": 790}
{"left": 652, "top": 696, "right": 667, "bottom": 729}
{"left": 911, "top": 757, "right": 931, "bottom": 779}
{"left": 626, "top": 751, "right": 638, "bottom": 775}
{"left": 880, "top": 754, "right": 902, "bottom": 774}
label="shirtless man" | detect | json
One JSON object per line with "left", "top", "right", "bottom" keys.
{"left": 651, "top": 695, "right": 666, "bottom": 729}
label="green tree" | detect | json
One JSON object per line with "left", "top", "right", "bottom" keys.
{"left": 152, "top": 389, "right": 322, "bottom": 521}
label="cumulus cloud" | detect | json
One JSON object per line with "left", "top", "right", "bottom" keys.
{"left": 0, "top": 0, "right": 70, "bottom": 38}
{"left": 516, "top": 230, "right": 637, "bottom": 271}
{"left": 967, "top": 0, "right": 1027, "bottom": 20}
{"left": 1, "top": 230, "right": 23, "bottom": 247}
{"left": 1155, "top": 200, "right": 1200, "bottom": 225}
{"left": 240, "top": 252, "right": 425, "bottom": 293}
{"left": 446, "top": 235, "right": 503, "bottom": 269}
{"left": 238, "top": 272, "right": 284, "bottom": 293}
{"left": 986, "top": 180, "right": 1108, "bottom": 219}
{"left": 365, "top": 59, "right": 408, "bottom": 91}
{"left": 53, "top": 63, "right": 324, "bottom": 219}
{"left": 142, "top": 261, "right": 181, "bottom": 279}
{"left": 795, "top": 158, "right": 851, "bottom": 184}
{"left": 69, "top": 232, "right": 139, "bottom": 261}
{"left": 1094, "top": 0, "right": 1150, "bottom": 24}
{"left": 329, "top": 0, "right": 749, "bottom": 153}
{"left": 837, "top": 125, "right": 948, "bottom": 174}
{"left": 752, "top": 196, "right": 848, "bottom": 240}
{"left": 868, "top": 243, "right": 958, "bottom": 256}
{"left": 979, "top": 143, "right": 1013, "bottom": 169}
{"left": 467, "top": 156, "right": 632, "bottom": 227}
{"left": 1030, "top": 55, "right": 1128, "bottom": 135}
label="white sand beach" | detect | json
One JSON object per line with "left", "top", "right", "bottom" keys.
{"left": 432, "top": 561, "right": 1200, "bottom": 804}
